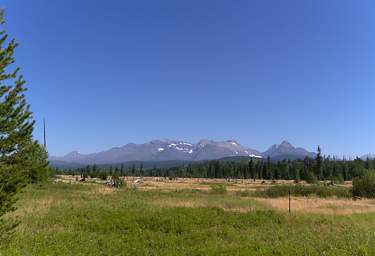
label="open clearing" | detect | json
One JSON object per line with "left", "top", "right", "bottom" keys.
{"left": 2, "top": 177, "right": 375, "bottom": 255}
{"left": 55, "top": 175, "right": 370, "bottom": 215}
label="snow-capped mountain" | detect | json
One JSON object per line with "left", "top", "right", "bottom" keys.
{"left": 50, "top": 139, "right": 262, "bottom": 165}
{"left": 262, "top": 140, "right": 316, "bottom": 160}
{"left": 193, "top": 139, "right": 261, "bottom": 160}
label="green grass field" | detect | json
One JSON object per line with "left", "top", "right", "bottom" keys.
{"left": 2, "top": 182, "right": 375, "bottom": 255}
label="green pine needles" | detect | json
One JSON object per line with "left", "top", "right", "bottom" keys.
{"left": 0, "top": 10, "right": 49, "bottom": 239}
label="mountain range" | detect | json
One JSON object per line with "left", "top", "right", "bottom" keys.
{"left": 50, "top": 139, "right": 317, "bottom": 167}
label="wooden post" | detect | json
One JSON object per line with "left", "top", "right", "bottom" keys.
{"left": 288, "top": 190, "right": 291, "bottom": 214}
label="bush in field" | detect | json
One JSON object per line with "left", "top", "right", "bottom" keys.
{"left": 210, "top": 184, "right": 227, "bottom": 194}
{"left": 110, "top": 173, "right": 124, "bottom": 188}
{"left": 98, "top": 172, "right": 108, "bottom": 180}
{"left": 352, "top": 171, "right": 375, "bottom": 198}
{"left": 254, "top": 184, "right": 351, "bottom": 198}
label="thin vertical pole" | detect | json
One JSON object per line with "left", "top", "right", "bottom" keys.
{"left": 43, "top": 118, "right": 47, "bottom": 149}
{"left": 288, "top": 190, "right": 291, "bottom": 214}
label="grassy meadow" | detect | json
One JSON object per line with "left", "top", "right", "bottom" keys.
{"left": 2, "top": 179, "right": 375, "bottom": 255}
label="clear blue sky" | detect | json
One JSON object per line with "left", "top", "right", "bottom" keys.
{"left": 2, "top": 0, "right": 375, "bottom": 157}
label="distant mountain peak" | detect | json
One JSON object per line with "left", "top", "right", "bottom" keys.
{"left": 65, "top": 151, "right": 81, "bottom": 157}
{"left": 280, "top": 140, "right": 292, "bottom": 146}
{"left": 262, "top": 141, "right": 315, "bottom": 160}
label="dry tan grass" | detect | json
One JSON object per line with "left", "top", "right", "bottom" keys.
{"left": 255, "top": 197, "right": 375, "bottom": 215}
{"left": 151, "top": 197, "right": 258, "bottom": 213}
{"left": 91, "top": 186, "right": 116, "bottom": 195}
{"left": 55, "top": 175, "right": 366, "bottom": 215}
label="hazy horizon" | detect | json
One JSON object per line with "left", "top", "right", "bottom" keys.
{"left": 3, "top": 0, "right": 375, "bottom": 157}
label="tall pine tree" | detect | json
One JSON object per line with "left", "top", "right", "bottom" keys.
{"left": 0, "top": 10, "right": 49, "bottom": 237}
{"left": 314, "top": 146, "right": 323, "bottom": 180}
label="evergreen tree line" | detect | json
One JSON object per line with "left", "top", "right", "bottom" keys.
{"left": 56, "top": 147, "right": 375, "bottom": 183}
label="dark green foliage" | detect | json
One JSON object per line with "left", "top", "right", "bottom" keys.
{"left": 22, "top": 142, "right": 50, "bottom": 183}
{"left": 254, "top": 184, "right": 351, "bottom": 198}
{"left": 314, "top": 146, "right": 323, "bottom": 179}
{"left": 98, "top": 171, "right": 107, "bottom": 180}
{"left": 352, "top": 171, "right": 375, "bottom": 198}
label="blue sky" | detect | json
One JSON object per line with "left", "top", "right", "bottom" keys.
{"left": 2, "top": 0, "right": 375, "bottom": 157}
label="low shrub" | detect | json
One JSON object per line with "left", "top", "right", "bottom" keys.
{"left": 352, "top": 171, "right": 375, "bottom": 198}
{"left": 210, "top": 184, "right": 227, "bottom": 194}
{"left": 109, "top": 173, "right": 124, "bottom": 188}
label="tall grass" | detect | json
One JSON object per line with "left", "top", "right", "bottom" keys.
{"left": 253, "top": 184, "right": 351, "bottom": 198}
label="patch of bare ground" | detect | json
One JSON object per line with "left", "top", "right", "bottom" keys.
{"left": 255, "top": 197, "right": 375, "bottom": 215}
